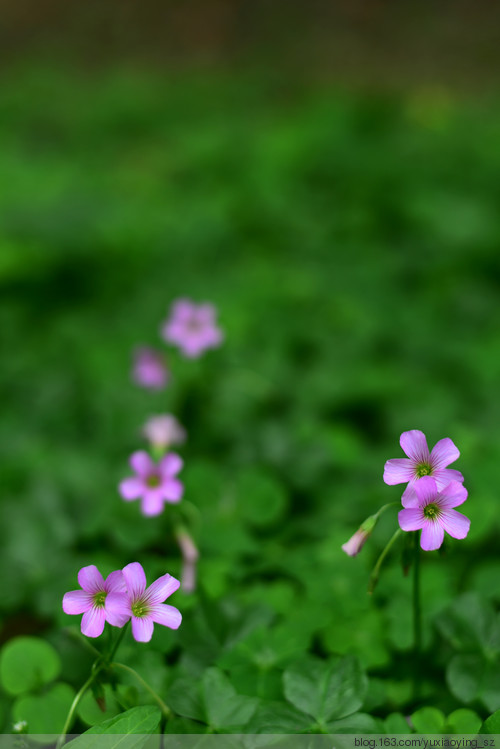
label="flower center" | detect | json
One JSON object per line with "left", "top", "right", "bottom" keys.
{"left": 93, "top": 591, "right": 107, "bottom": 608}
{"left": 415, "top": 462, "right": 432, "bottom": 478}
{"left": 423, "top": 502, "right": 440, "bottom": 519}
{"left": 131, "top": 599, "right": 150, "bottom": 618}
{"left": 146, "top": 473, "right": 161, "bottom": 488}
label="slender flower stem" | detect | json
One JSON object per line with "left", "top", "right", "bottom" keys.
{"left": 368, "top": 528, "right": 403, "bottom": 594}
{"left": 107, "top": 622, "right": 129, "bottom": 664}
{"left": 57, "top": 670, "right": 99, "bottom": 749}
{"left": 413, "top": 531, "right": 422, "bottom": 698}
{"left": 111, "top": 662, "right": 171, "bottom": 718}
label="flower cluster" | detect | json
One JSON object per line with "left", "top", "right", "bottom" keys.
{"left": 119, "top": 450, "right": 184, "bottom": 516}
{"left": 62, "top": 563, "right": 182, "bottom": 643}
{"left": 384, "top": 429, "right": 470, "bottom": 551}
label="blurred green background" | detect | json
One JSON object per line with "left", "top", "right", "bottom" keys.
{"left": 1, "top": 0, "right": 500, "bottom": 729}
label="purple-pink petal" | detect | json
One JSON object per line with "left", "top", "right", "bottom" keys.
{"left": 119, "top": 477, "right": 144, "bottom": 501}
{"left": 433, "top": 468, "right": 464, "bottom": 491}
{"left": 130, "top": 451, "right": 154, "bottom": 476}
{"left": 196, "top": 303, "right": 216, "bottom": 323}
{"left": 420, "top": 521, "right": 445, "bottom": 551}
{"left": 414, "top": 476, "right": 438, "bottom": 506}
{"left": 383, "top": 458, "right": 414, "bottom": 485}
{"left": 439, "top": 509, "right": 470, "bottom": 540}
{"left": 171, "top": 299, "right": 194, "bottom": 321}
{"left": 159, "top": 453, "right": 183, "bottom": 477}
{"left": 436, "top": 481, "right": 468, "bottom": 509}
{"left": 149, "top": 604, "right": 182, "bottom": 630}
{"left": 398, "top": 508, "right": 425, "bottom": 532}
{"left": 81, "top": 607, "right": 106, "bottom": 638}
{"left": 430, "top": 438, "right": 460, "bottom": 469}
{"left": 131, "top": 616, "right": 154, "bottom": 642}
{"left": 141, "top": 493, "right": 166, "bottom": 516}
{"left": 400, "top": 430, "right": 430, "bottom": 463}
{"left": 62, "top": 590, "right": 92, "bottom": 615}
{"left": 162, "top": 478, "right": 183, "bottom": 503}
{"left": 122, "top": 562, "right": 147, "bottom": 599}
{"left": 146, "top": 573, "right": 181, "bottom": 604}
{"left": 78, "top": 565, "right": 105, "bottom": 594}
{"left": 105, "top": 570, "right": 127, "bottom": 593}
{"left": 401, "top": 484, "right": 420, "bottom": 508}
{"left": 105, "top": 593, "right": 131, "bottom": 627}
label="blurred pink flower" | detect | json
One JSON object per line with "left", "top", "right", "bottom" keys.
{"left": 143, "top": 414, "right": 186, "bottom": 450}
{"left": 161, "top": 299, "right": 223, "bottom": 358}
{"left": 119, "top": 450, "right": 184, "bottom": 516}
{"left": 342, "top": 529, "right": 370, "bottom": 557}
{"left": 119, "top": 562, "right": 182, "bottom": 642}
{"left": 383, "top": 429, "right": 463, "bottom": 502}
{"left": 176, "top": 529, "right": 199, "bottom": 593}
{"left": 398, "top": 476, "right": 470, "bottom": 551}
{"left": 62, "top": 565, "right": 130, "bottom": 638}
{"left": 132, "top": 347, "right": 169, "bottom": 390}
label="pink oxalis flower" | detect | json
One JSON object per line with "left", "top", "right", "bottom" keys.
{"left": 398, "top": 476, "right": 470, "bottom": 551}
{"left": 161, "top": 299, "right": 223, "bottom": 358}
{"left": 142, "top": 414, "right": 186, "bottom": 450}
{"left": 132, "top": 347, "right": 169, "bottom": 390}
{"left": 119, "top": 451, "right": 184, "bottom": 516}
{"left": 62, "top": 565, "right": 130, "bottom": 638}
{"left": 119, "top": 562, "right": 182, "bottom": 642}
{"left": 383, "top": 429, "right": 464, "bottom": 501}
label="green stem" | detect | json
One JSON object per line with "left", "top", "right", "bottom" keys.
{"left": 107, "top": 622, "right": 129, "bottom": 663}
{"left": 111, "top": 662, "right": 171, "bottom": 718}
{"left": 57, "top": 670, "right": 99, "bottom": 749}
{"left": 413, "top": 531, "right": 422, "bottom": 698}
{"left": 368, "top": 528, "right": 403, "bottom": 594}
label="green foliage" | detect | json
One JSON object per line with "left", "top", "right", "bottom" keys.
{"left": 66, "top": 706, "right": 161, "bottom": 749}
{"left": 12, "top": 683, "right": 75, "bottom": 738}
{"left": 0, "top": 637, "right": 61, "bottom": 696}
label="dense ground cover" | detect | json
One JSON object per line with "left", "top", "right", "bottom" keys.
{"left": 1, "top": 68, "right": 500, "bottom": 737}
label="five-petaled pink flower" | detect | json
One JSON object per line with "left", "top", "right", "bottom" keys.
{"left": 119, "top": 562, "right": 182, "bottom": 642}
{"left": 62, "top": 565, "right": 130, "bottom": 638}
{"left": 132, "top": 347, "right": 169, "bottom": 390}
{"left": 119, "top": 451, "right": 184, "bottom": 516}
{"left": 398, "top": 476, "right": 470, "bottom": 551}
{"left": 383, "top": 430, "right": 463, "bottom": 501}
{"left": 161, "top": 299, "right": 223, "bottom": 358}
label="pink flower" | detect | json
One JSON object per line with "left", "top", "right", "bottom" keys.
{"left": 176, "top": 529, "right": 199, "bottom": 593}
{"left": 119, "top": 562, "right": 182, "bottom": 642}
{"left": 161, "top": 299, "right": 223, "bottom": 358}
{"left": 132, "top": 347, "right": 169, "bottom": 390}
{"left": 398, "top": 476, "right": 470, "bottom": 551}
{"left": 119, "top": 451, "right": 184, "bottom": 516}
{"left": 142, "top": 414, "right": 186, "bottom": 450}
{"left": 342, "top": 529, "right": 370, "bottom": 557}
{"left": 62, "top": 566, "right": 130, "bottom": 638}
{"left": 383, "top": 430, "right": 463, "bottom": 502}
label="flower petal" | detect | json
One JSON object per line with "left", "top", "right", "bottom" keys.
{"left": 162, "top": 478, "right": 183, "bottom": 504}
{"left": 159, "top": 453, "right": 183, "bottom": 477}
{"left": 105, "top": 593, "right": 131, "bottom": 627}
{"left": 383, "top": 458, "right": 414, "bottom": 485}
{"left": 149, "top": 604, "right": 182, "bottom": 630}
{"left": 130, "top": 451, "right": 154, "bottom": 476}
{"left": 400, "top": 430, "right": 429, "bottom": 463}
{"left": 431, "top": 438, "right": 460, "bottom": 469}
{"left": 131, "top": 616, "right": 154, "bottom": 642}
{"left": 81, "top": 607, "right": 106, "bottom": 638}
{"left": 146, "top": 573, "right": 181, "bottom": 604}
{"left": 401, "top": 484, "right": 420, "bottom": 508}
{"left": 122, "top": 562, "right": 147, "bottom": 599}
{"left": 414, "top": 476, "right": 438, "bottom": 506}
{"left": 398, "top": 508, "right": 425, "bottom": 532}
{"left": 420, "top": 521, "right": 445, "bottom": 551}
{"left": 119, "top": 477, "right": 143, "bottom": 501}
{"left": 171, "top": 299, "right": 194, "bottom": 321}
{"left": 105, "top": 570, "right": 126, "bottom": 593}
{"left": 141, "top": 492, "right": 165, "bottom": 516}
{"left": 433, "top": 468, "right": 464, "bottom": 491}
{"left": 62, "top": 590, "right": 92, "bottom": 615}
{"left": 436, "top": 481, "right": 468, "bottom": 509}
{"left": 440, "top": 509, "right": 470, "bottom": 540}
{"left": 78, "top": 565, "right": 105, "bottom": 594}
{"left": 196, "top": 303, "right": 216, "bottom": 323}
